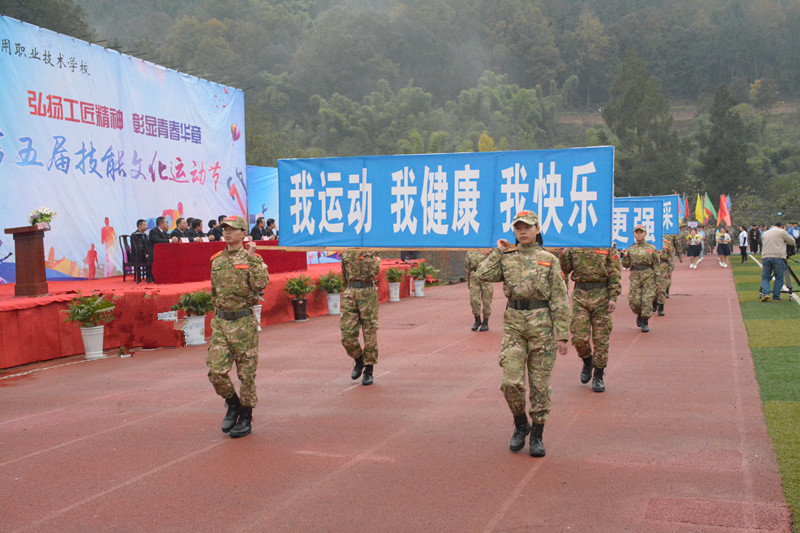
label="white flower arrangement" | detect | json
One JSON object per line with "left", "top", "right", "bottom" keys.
{"left": 29, "top": 207, "right": 57, "bottom": 225}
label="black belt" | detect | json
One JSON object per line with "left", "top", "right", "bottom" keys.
{"left": 575, "top": 281, "right": 606, "bottom": 290}
{"left": 508, "top": 299, "right": 549, "bottom": 311}
{"left": 215, "top": 307, "right": 253, "bottom": 320}
{"left": 630, "top": 265, "right": 653, "bottom": 271}
{"left": 348, "top": 281, "right": 373, "bottom": 289}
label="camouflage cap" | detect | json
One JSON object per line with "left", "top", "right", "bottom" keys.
{"left": 512, "top": 210, "right": 539, "bottom": 226}
{"left": 633, "top": 224, "right": 647, "bottom": 233}
{"left": 220, "top": 215, "right": 247, "bottom": 230}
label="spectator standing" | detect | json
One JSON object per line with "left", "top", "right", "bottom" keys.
{"left": 759, "top": 222, "right": 796, "bottom": 302}
{"left": 738, "top": 225, "right": 748, "bottom": 263}
{"left": 748, "top": 225, "right": 760, "bottom": 254}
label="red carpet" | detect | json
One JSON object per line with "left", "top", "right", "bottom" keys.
{"left": 0, "top": 260, "right": 415, "bottom": 370}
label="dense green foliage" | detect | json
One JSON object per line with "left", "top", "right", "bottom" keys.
{"left": 4, "top": 0, "right": 800, "bottom": 218}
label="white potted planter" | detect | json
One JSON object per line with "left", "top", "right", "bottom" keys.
{"left": 388, "top": 282, "right": 401, "bottom": 302}
{"left": 253, "top": 304, "right": 263, "bottom": 331}
{"left": 413, "top": 279, "right": 426, "bottom": 297}
{"left": 80, "top": 325, "right": 106, "bottom": 360}
{"left": 64, "top": 294, "right": 115, "bottom": 360}
{"left": 183, "top": 315, "right": 207, "bottom": 346}
{"left": 326, "top": 293, "right": 341, "bottom": 315}
{"left": 171, "top": 290, "right": 214, "bottom": 346}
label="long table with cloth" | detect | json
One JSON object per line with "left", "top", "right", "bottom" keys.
{"left": 151, "top": 240, "right": 307, "bottom": 283}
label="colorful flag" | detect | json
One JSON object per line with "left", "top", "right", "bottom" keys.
{"left": 717, "top": 194, "right": 731, "bottom": 226}
{"left": 685, "top": 195, "right": 690, "bottom": 222}
{"left": 726, "top": 194, "right": 732, "bottom": 218}
{"left": 695, "top": 194, "right": 704, "bottom": 222}
{"left": 677, "top": 194, "right": 685, "bottom": 220}
{"left": 704, "top": 193, "right": 717, "bottom": 223}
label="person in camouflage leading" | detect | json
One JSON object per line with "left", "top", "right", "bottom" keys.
{"left": 652, "top": 235, "right": 675, "bottom": 317}
{"left": 465, "top": 249, "right": 494, "bottom": 331}
{"left": 621, "top": 224, "right": 660, "bottom": 333}
{"left": 207, "top": 215, "right": 269, "bottom": 438}
{"left": 340, "top": 250, "right": 381, "bottom": 385}
{"left": 559, "top": 245, "right": 621, "bottom": 393}
{"left": 476, "top": 211, "right": 570, "bottom": 458}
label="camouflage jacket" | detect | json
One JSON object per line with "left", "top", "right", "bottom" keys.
{"left": 621, "top": 241, "right": 659, "bottom": 271}
{"left": 559, "top": 247, "right": 621, "bottom": 301}
{"left": 210, "top": 247, "right": 269, "bottom": 311}
{"left": 669, "top": 234, "right": 683, "bottom": 258}
{"left": 465, "top": 249, "right": 492, "bottom": 287}
{"left": 658, "top": 241, "right": 675, "bottom": 268}
{"left": 476, "top": 243, "right": 570, "bottom": 341}
{"left": 341, "top": 251, "right": 380, "bottom": 286}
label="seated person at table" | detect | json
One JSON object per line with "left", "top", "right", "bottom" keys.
{"left": 265, "top": 218, "right": 278, "bottom": 240}
{"left": 149, "top": 216, "right": 177, "bottom": 251}
{"left": 133, "top": 219, "right": 148, "bottom": 236}
{"left": 250, "top": 217, "right": 267, "bottom": 240}
{"left": 189, "top": 219, "right": 215, "bottom": 241}
{"left": 170, "top": 217, "right": 193, "bottom": 242}
{"left": 208, "top": 219, "right": 218, "bottom": 237}
{"left": 210, "top": 215, "right": 226, "bottom": 241}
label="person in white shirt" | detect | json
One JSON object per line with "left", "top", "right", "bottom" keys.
{"left": 716, "top": 227, "right": 732, "bottom": 267}
{"left": 738, "top": 225, "right": 748, "bottom": 263}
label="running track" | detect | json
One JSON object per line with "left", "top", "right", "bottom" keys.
{"left": 0, "top": 258, "right": 791, "bottom": 532}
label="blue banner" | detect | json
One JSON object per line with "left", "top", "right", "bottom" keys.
{"left": 0, "top": 16, "right": 245, "bottom": 281}
{"left": 278, "top": 146, "right": 614, "bottom": 248}
{"left": 246, "top": 166, "right": 278, "bottom": 228}
{"left": 651, "top": 194, "right": 680, "bottom": 235}
{"left": 613, "top": 197, "right": 664, "bottom": 250}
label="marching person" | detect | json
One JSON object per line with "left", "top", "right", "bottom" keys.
{"left": 559, "top": 244, "right": 621, "bottom": 393}
{"left": 476, "top": 211, "right": 570, "bottom": 457}
{"left": 652, "top": 235, "right": 675, "bottom": 317}
{"left": 465, "top": 249, "right": 494, "bottom": 331}
{"left": 207, "top": 215, "right": 269, "bottom": 438}
{"left": 340, "top": 250, "right": 381, "bottom": 385}
{"left": 716, "top": 226, "right": 732, "bottom": 268}
{"left": 686, "top": 227, "right": 703, "bottom": 269}
{"left": 621, "top": 225, "right": 659, "bottom": 333}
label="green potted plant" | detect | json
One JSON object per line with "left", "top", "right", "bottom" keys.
{"left": 408, "top": 262, "right": 440, "bottom": 297}
{"left": 284, "top": 274, "right": 316, "bottom": 321}
{"left": 318, "top": 270, "right": 342, "bottom": 315}
{"left": 385, "top": 267, "right": 405, "bottom": 302}
{"left": 63, "top": 293, "right": 116, "bottom": 359}
{"left": 171, "top": 290, "right": 214, "bottom": 345}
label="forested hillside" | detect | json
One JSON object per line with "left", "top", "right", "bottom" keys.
{"left": 4, "top": 0, "right": 800, "bottom": 219}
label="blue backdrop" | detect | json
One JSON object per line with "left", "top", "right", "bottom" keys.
{"left": 651, "top": 194, "right": 680, "bottom": 235}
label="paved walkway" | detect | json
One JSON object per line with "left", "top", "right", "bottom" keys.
{"left": 0, "top": 257, "right": 791, "bottom": 532}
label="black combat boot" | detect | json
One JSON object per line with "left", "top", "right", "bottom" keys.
{"left": 471, "top": 315, "right": 481, "bottom": 331}
{"left": 529, "top": 423, "right": 546, "bottom": 457}
{"left": 666, "top": 287, "right": 670, "bottom": 298}
{"left": 652, "top": 300, "right": 658, "bottom": 312}
{"left": 229, "top": 407, "right": 252, "bottom": 438}
{"left": 657, "top": 303, "right": 665, "bottom": 316}
{"left": 361, "top": 365, "right": 374, "bottom": 386}
{"left": 580, "top": 356, "right": 593, "bottom": 384}
{"left": 636, "top": 315, "right": 642, "bottom": 328}
{"left": 641, "top": 316, "right": 649, "bottom": 333}
{"left": 509, "top": 414, "right": 531, "bottom": 452}
{"left": 221, "top": 393, "right": 242, "bottom": 433}
{"left": 592, "top": 367, "right": 605, "bottom": 393}
{"left": 351, "top": 356, "right": 365, "bottom": 380}
{"left": 479, "top": 316, "right": 489, "bottom": 332}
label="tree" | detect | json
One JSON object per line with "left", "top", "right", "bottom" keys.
{"left": 0, "top": 0, "right": 94, "bottom": 39}
{"left": 602, "top": 50, "right": 687, "bottom": 195}
{"left": 697, "top": 86, "right": 749, "bottom": 197}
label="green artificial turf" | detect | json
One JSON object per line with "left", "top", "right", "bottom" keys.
{"left": 732, "top": 261, "right": 800, "bottom": 532}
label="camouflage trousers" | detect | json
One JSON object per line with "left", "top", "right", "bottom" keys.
{"left": 570, "top": 288, "right": 613, "bottom": 369}
{"left": 340, "top": 287, "right": 379, "bottom": 365}
{"left": 654, "top": 262, "right": 672, "bottom": 305}
{"left": 206, "top": 315, "right": 259, "bottom": 407}
{"left": 469, "top": 278, "right": 493, "bottom": 317}
{"left": 499, "top": 307, "right": 557, "bottom": 424}
{"left": 628, "top": 269, "right": 657, "bottom": 318}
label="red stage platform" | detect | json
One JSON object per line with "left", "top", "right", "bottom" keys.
{"left": 0, "top": 260, "right": 415, "bottom": 370}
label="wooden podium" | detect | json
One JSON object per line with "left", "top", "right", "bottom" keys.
{"left": 3, "top": 223, "right": 51, "bottom": 297}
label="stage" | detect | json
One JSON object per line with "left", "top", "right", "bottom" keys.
{"left": 0, "top": 260, "right": 415, "bottom": 370}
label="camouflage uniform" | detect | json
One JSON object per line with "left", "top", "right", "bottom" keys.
{"left": 340, "top": 251, "right": 380, "bottom": 365}
{"left": 207, "top": 246, "right": 269, "bottom": 408}
{"left": 655, "top": 239, "right": 675, "bottom": 306}
{"left": 559, "top": 246, "right": 621, "bottom": 370}
{"left": 465, "top": 249, "right": 493, "bottom": 319}
{"left": 476, "top": 241, "right": 570, "bottom": 425}
{"left": 621, "top": 240, "right": 659, "bottom": 319}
